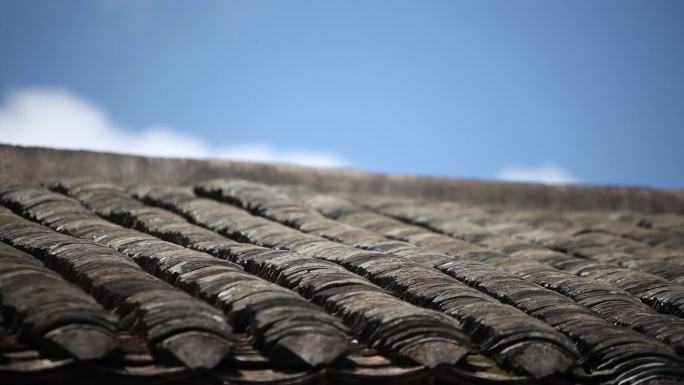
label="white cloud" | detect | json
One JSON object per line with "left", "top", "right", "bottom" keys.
{"left": 495, "top": 163, "right": 577, "bottom": 185}
{"left": 0, "top": 87, "right": 347, "bottom": 168}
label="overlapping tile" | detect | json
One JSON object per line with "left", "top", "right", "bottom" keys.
{"left": 188, "top": 180, "right": 581, "bottom": 378}
{"left": 49, "top": 179, "right": 471, "bottom": 372}
{"left": 0, "top": 205, "right": 233, "bottom": 370}
{"left": 0, "top": 183, "right": 351, "bottom": 368}
{"left": 132, "top": 184, "right": 474, "bottom": 370}
{"left": 281, "top": 189, "right": 684, "bottom": 354}
{"left": 190, "top": 179, "right": 684, "bottom": 384}
{"left": 0, "top": 239, "right": 119, "bottom": 361}
{"left": 351, "top": 194, "right": 684, "bottom": 318}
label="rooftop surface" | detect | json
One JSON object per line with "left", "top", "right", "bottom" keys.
{"left": 1, "top": 144, "right": 683, "bottom": 385}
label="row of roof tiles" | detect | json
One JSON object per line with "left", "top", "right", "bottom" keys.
{"left": 0, "top": 178, "right": 683, "bottom": 384}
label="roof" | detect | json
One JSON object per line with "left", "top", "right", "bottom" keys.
{"left": 1, "top": 144, "right": 683, "bottom": 385}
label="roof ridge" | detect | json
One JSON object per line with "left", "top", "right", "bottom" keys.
{"left": 2, "top": 144, "right": 683, "bottom": 214}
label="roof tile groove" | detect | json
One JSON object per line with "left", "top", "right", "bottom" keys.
{"left": 48, "top": 179, "right": 357, "bottom": 367}
{"left": 512, "top": 210, "right": 684, "bottom": 254}
{"left": 132, "top": 184, "right": 474, "bottom": 370}
{"left": 192, "top": 180, "right": 582, "bottom": 379}
{"left": 0, "top": 202, "right": 233, "bottom": 370}
{"left": 280, "top": 189, "right": 684, "bottom": 353}
{"left": 191, "top": 179, "right": 684, "bottom": 384}
{"left": 58, "top": 180, "right": 580, "bottom": 379}
{"left": 350, "top": 194, "right": 684, "bottom": 318}
{"left": 1, "top": 183, "right": 353, "bottom": 369}
{"left": 0, "top": 240, "right": 120, "bottom": 361}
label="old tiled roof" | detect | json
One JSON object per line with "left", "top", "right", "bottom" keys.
{"left": 1, "top": 145, "right": 684, "bottom": 385}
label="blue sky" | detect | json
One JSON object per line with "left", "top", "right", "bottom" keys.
{"left": 1, "top": 1, "right": 683, "bottom": 187}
